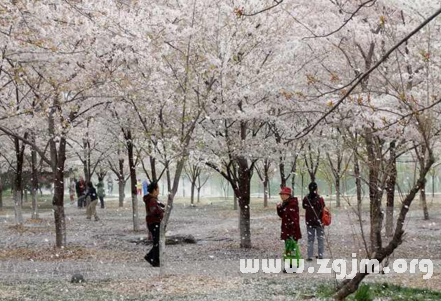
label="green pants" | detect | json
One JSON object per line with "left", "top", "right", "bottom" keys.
{"left": 284, "top": 238, "right": 302, "bottom": 268}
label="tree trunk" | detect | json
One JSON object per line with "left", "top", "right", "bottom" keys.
{"left": 166, "top": 167, "right": 171, "bottom": 194}
{"left": 31, "top": 142, "right": 39, "bottom": 219}
{"left": 118, "top": 179, "right": 126, "bottom": 207}
{"left": 420, "top": 182, "right": 429, "bottom": 220}
{"left": 53, "top": 183, "right": 66, "bottom": 248}
{"left": 386, "top": 185, "right": 395, "bottom": 237}
{"left": 239, "top": 198, "right": 251, "bottom": 248}
{"left": 291, "top": 173, "right": 296, "bottom": 195}
{"left": 268, "top": 180, "right": 272, "bottom": 199}
{"left": 386, "top": 142, "right": 397, "bottom": 237}
{"left": 126, "top": 130, "right": 140, "bottom": 231}
{"left": 263, "top": 179, "right": 268, "bottom": 208}
{"left": 83, "top": 139, "right": 90, "bottom": 183}
{"left": 197, "top": 187, "right": 201, "bottom": 203}
{"left": 0, "top": 174, "right": 3, "bottom": 210}
{"left": 263, "top": 162, "right": 270, "bottom": 208}
{"left": 237, "top": 156, "right": 252, "bottom": 248}
{"left": 291, "top": 157, "right": 298, "bottom": 194}
{"left": 150, "top": 156, "right": 158, "bottom": 182}
{"left": 118, "top": 158, "right": 125, "bottom": 207}
{"left": 365, "top": 133, "right": 382, "bottom": 254}
{"left": 279, "top": 161, "right": 286, "bottom": 188}
{"left": 53, "top": 137, "right": 67, "bottom": 248}
{"left": 413, "top": 161, "right": 417, "bottom": 192}
{"left": 335, "top": 177, "right": 341, "bottom": 207}
{"left": 190, "top": 181, "right": 195, "bottom": 205}
{"left": 14, "top": 137, "right": 25, "bottom": 226}
{"left": 83, "top": 119, "right": 92, "bottom": 183}
{"left": 159, "top": 154, "right": 188, "bottom": 275}
{"left": 233, "top": 193, "right": 238, "bottom": 210}
{"left": 417, "top": 146, "right": 430, "bottom": 220}
{"left": 354, "top": 156, "right": 363, "bottom": 217}
{"left": 31, "top": 189, "right": 38, "bottom": 220}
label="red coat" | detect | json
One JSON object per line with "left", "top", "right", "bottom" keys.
{"left": 277, "top": 197, "right": 302, "bottom": 241}
{"left": 143, "top": 194, "right": 164, "bottom": 225}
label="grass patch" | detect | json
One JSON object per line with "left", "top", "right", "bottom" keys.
{"left": 313, "top": 284, "right": 335, "bottom": 298}
{"left": 354, "top": 284, "right": 372, "bottom": 301}
{"left": 312, "top": 283, "right": 441, "bottom": 301}
{"left": 372, "top": 283, "right": 441, "bottom": 301}
{"left": 1, "top": 191, "right": 12, "bottom": 197}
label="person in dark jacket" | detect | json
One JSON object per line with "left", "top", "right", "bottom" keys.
{"left": 85, "top": 182, "right": 100, "bottom": 221}
{"left": 76, "top": 176, "right": 86, "bottom": 208}
{"left": 143, "top": 181, "right": 164, "bottom": 267}
{"left": 302, "top": 182, "right": 325, "bottom": 261}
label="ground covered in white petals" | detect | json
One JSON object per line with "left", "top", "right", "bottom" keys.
{"left": 0, "top": 196, "right": 440, "bottom": 300}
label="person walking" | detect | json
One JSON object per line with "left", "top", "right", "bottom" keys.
{"left": 302, "top": 182, "right": 326, "bottom": 261}
{"left": 97, "top": 180, "right": 106, "bottom": 209}
{"left": 277, "top": 187, "right": 301, "bottom": 272}
{"left": 76, "top": 176, "right": 86, "bottom": 208}
{"left": 143, "top": 182, "right": 164, "bottom": 267}
{"left": 85, "top": 182, "right": 100, "bottom": 221}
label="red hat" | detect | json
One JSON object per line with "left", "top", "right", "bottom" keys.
{"left": 279, "top": 187, "right": 292, "bottom": 196}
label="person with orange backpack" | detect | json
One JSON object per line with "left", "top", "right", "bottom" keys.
{"left": 302, "top": 182, "right": 327, "bottom": 261}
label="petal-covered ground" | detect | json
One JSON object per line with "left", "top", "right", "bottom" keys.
{"left": 0, "top": 196, "right": 440, "bottom": 300}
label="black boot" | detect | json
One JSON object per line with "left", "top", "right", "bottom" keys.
{"left": 144, "top": 254, "right": 160, "bottom": 267}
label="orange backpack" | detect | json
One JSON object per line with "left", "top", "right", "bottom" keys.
{"left": 322, "top": 207, "right": 331, "bottom": 226}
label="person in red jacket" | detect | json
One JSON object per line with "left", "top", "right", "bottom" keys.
{"left": 277, "top": 187, "right": 302, "bottom": 271}
{"left": 302, "top": 182, "right": 325, "bottom": 261}
{"left": 277, "top": 187, "right": 301, "bottom": 272}
{"left": 143, "top": 182, "right": 164, "bottom": 267}
{"left": 277, "top": 187, "right": 302, "bottom": 241}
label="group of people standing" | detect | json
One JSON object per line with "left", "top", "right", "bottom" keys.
{"left": 141, "top": 180, "right": 328, "bottom": 269}
{"left": 69, "top": 175, "right": 106, "bottom": 221}
{"left": 277, "top": 182, "right": 327, "bottom": 264}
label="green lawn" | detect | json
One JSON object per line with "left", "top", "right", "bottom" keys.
{"left": 313, "top": 283, "right": 441, "bottom": 301}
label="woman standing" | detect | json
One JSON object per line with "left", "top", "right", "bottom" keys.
{"left": 302, "top": 182, "right": 326, "bottom": 261}
{"left": 277, "top": 187, "right": 301, "bottom": 271}
{"left": 143, "top": 182, "right": 164, "bottom": 267}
